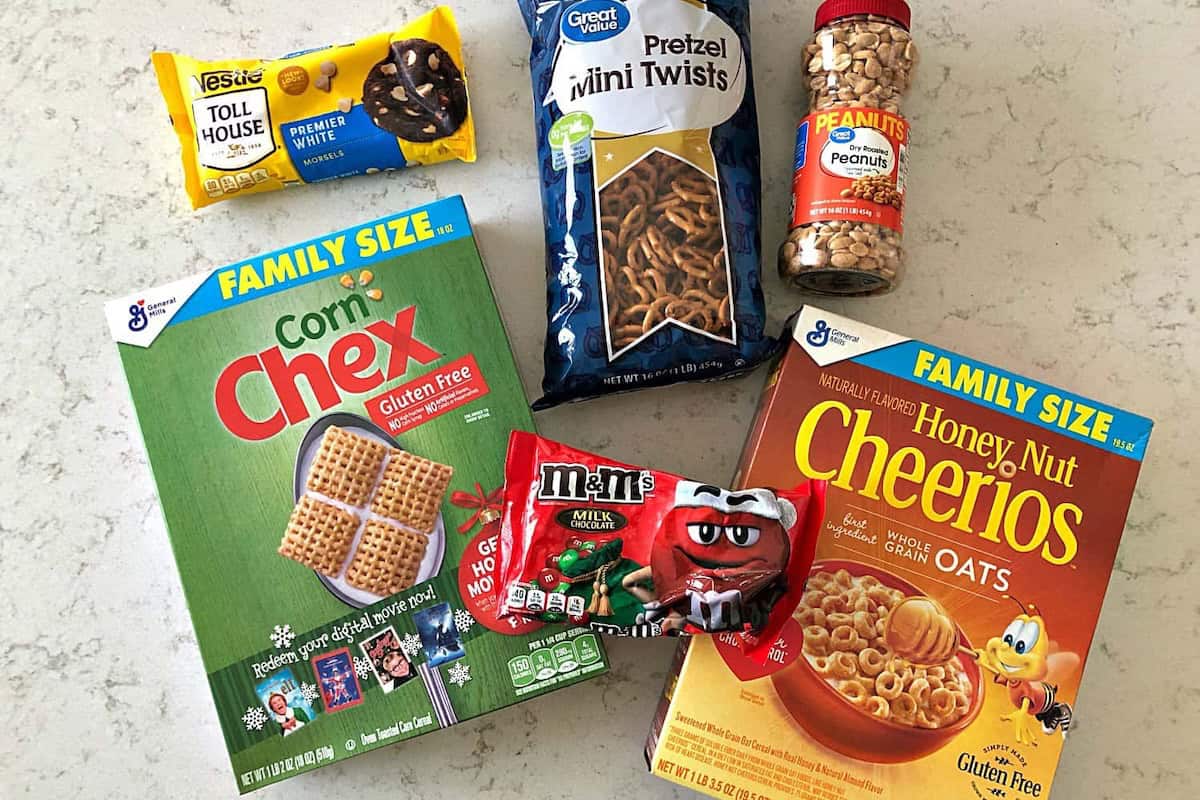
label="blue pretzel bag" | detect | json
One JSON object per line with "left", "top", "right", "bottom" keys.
{"left": 518, "top": 0, "right": 775, "bottom": 409}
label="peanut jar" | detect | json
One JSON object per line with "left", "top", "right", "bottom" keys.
{"left": 779, "top": 0, "right": 917, "bottom": 295}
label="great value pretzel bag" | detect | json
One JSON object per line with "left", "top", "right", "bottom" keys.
{"left": 517, "top": 0, "right": 775, "bottom": 407}
{"left": 496, "top": 432, "right": 826, "bottom": 656}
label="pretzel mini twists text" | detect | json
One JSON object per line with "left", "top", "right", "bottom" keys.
{"left": 518, "top": 0, "right": 774, "bottom": 408}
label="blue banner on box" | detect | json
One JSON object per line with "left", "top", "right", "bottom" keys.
{"left": 281, "top": 107, "right": 407, "bottom": 183}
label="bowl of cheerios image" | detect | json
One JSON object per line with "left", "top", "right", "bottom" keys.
{"left": 770, "top": 560, "right": 984, "bottom": 763}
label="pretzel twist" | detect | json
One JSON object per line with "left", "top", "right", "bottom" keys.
{"left": 599, "top": 151, "right": 732, "bottom": 350}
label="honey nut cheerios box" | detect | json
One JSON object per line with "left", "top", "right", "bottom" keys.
{"left": 105, "top": 196, "right": 607, "bottom": 793}
{"left": 646, "top": 306, "right": 1152, "bottom": 800}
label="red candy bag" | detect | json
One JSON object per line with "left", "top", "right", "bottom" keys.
{"left": 496, "top": 432, "right": 826, "bottom": 656}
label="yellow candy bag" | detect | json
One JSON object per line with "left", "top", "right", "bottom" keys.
{"left": 152, "top": 6, "right": 476, "bottom": 209}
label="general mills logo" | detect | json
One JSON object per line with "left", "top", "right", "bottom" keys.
{"left": 128, "top": 300, "right": 148, "bottom": 332}
{"left": 805, "top": 319, "right": 832, "bottom": 347}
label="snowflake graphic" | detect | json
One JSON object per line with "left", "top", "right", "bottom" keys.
{"left": 242, "top": 706, "right": 268, "bottom": 731}
{"left": 300, "top": 682, "right": 320, "bottom": 705}
{"left": 453, "top": 608, "right": 476, "bottom": 634}
{"left": 447, "top": 661, "right": 471, "bottom": 688}
{"left": 270, "top": 624, "right": 295, "bottom": 650}
{"left": 400, "top": 633, "right": 422, "bottom": 658}
{"left": 353, "top": 656, "right": 372, "bottom": 681}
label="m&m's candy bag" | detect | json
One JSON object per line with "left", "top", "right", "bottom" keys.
{"left": 496, "top": 432, "right": 826, "bottom": 656}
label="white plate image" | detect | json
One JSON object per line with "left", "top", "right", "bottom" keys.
{"left": 293, "top": 412, "right": 446, "bottom": 609}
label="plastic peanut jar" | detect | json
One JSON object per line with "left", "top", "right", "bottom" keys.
{"left": 779, "top": 0, "right": 917, "bottom": 295}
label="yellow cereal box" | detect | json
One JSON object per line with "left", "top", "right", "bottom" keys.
{"left": 646, "top": 306, "right": 1153, "bottom": 800}
{"left": 152, "top": 6, "right": 475, "bottom": 208}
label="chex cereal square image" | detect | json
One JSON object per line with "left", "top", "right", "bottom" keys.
{"left": 305, "top": 425, "right": 389, "bottom": 506}
{"left": 278, "top": 496, "right": 360, "bottom": 577}
{"left": 345, "top": 519, "right": 429, "bottom": 596}
{"left": 370, "top": 450, "right": 454, "bottom": 534}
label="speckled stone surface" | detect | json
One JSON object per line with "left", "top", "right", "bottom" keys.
{"left": 2, "top": 0, "right": 1197, "bottom": 797}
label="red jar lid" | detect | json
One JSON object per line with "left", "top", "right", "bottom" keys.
{"left": 814, "top": 0, "right": 911, "bottom": 31}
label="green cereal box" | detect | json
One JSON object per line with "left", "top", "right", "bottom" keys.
{"left": 105, "top": 196, "right": 608, "bottom": 792}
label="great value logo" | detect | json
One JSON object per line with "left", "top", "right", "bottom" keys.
{"left": 561, "top": 0, "right": 629, "bottom": 42}
{"left": 829, "top": 126, "right": 855, "bottom": 144}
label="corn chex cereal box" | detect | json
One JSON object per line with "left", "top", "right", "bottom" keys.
{"left": 106, "top": 196, "right": 608, "bottom": 792}
{"left": 646, "top": 306, "right": 1152, "bottom": 800}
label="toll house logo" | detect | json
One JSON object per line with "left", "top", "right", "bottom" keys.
{"left": 537, "top": 463, "right": 654, "bottom": 504}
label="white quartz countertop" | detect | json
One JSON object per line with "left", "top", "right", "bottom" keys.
{"left": 2, "top": 0, "right": 1197, "bottom": 797}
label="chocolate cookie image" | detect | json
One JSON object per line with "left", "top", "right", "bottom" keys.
{"left": 362, "top": 39, "right": 468, "bottom": 142}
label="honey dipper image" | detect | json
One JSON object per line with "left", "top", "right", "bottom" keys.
{"left": 884, "top": 595, "right": 1080, "bottom": 746}
{"left": 884, "top": 596, "right": 974, "bottom": 665}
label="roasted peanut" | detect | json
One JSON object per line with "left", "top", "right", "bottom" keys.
{"left": 801, "top": 15, "right": 916, "bottom": 114}
{"left": 780, "top": 221, "right": 903, "bottom": 291}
